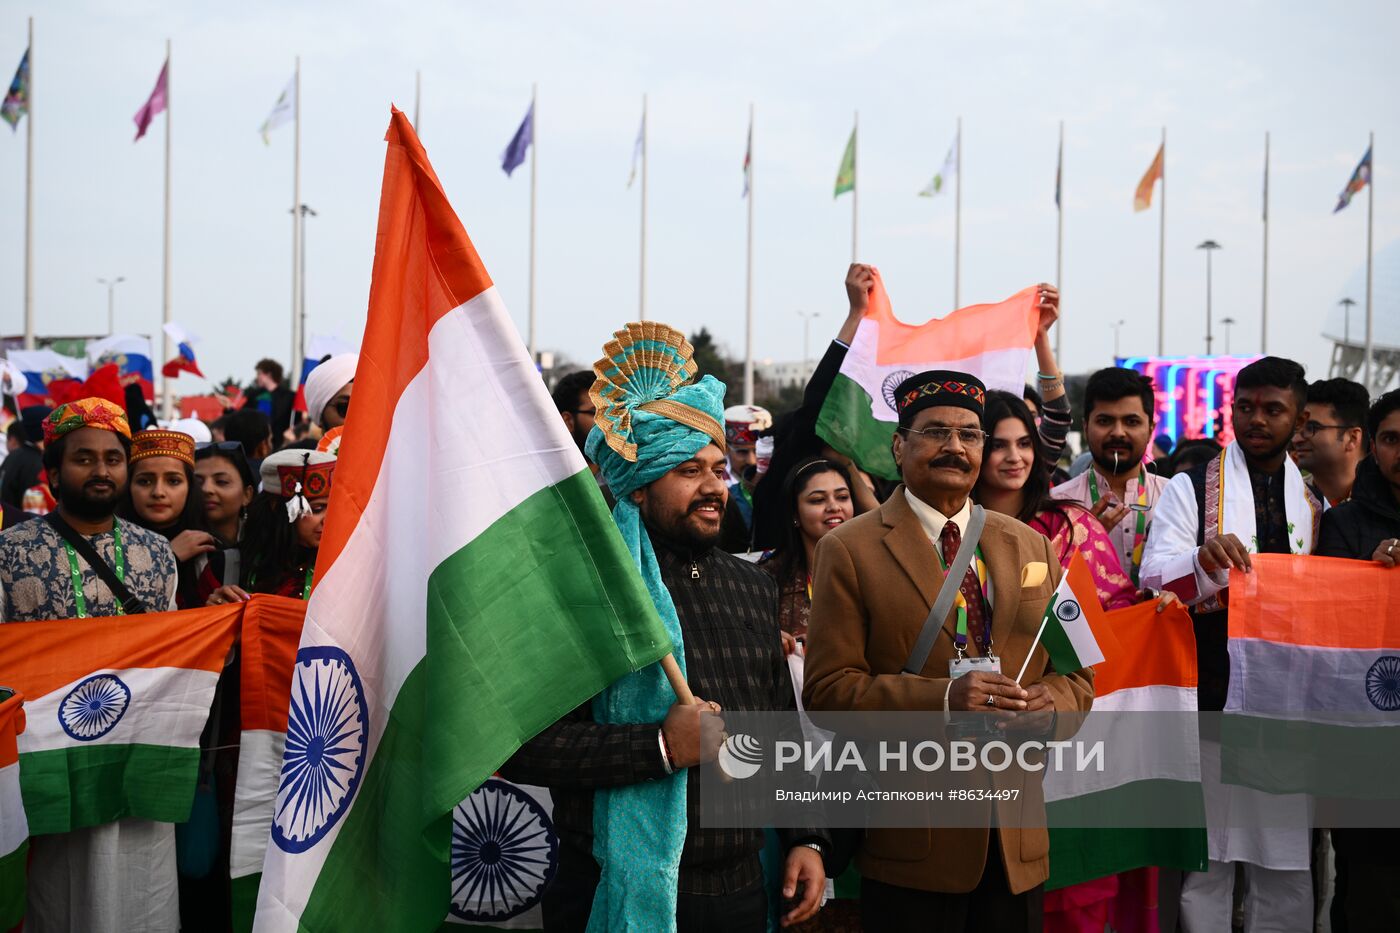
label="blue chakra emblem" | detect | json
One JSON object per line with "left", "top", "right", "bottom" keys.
{"left": 271, "top": 646, "right": 368, "bottom": 854}
{"left": 1366, "top": 656, "right": 1400, "bottom": 711}
{"left": 58, "top": 673, "right": 131, "bottom": 741}
{"left": 881, "top": 370, "right": 916, "bottom": 414}
{"left": 449, "top": 779, "right": 559, "bottom": 922}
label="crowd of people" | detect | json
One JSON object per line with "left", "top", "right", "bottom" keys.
{"left": 2, "top": 261, "right": 1399, "bottom": 932}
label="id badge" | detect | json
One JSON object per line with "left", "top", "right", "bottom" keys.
{"left": 948, "top": 655, "right": 1001, "bottom": 679}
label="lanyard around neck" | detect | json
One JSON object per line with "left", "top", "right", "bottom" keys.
{"left": 1089, "top": 465, "right": 1150, "bottom": 584}
{"left": 64, "top": 523, "right": 127, "bottom": 619}
{"left": 935, "top": 545, "right": 990, "bottom": 654}
{"left": 247, "top": 564, "right": 315, "bottom": 600}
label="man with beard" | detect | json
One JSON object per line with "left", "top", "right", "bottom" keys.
{"left": 803, "top": 369, "right": 1094, "bottom": 933}
{"left": 719, "top": 404, "right": 771, "bottom": 552}
{"left": 552, "top": 369, "right": 612, "bottom": 506}
{"left": 0, "top": 397, "right": 180, "bottom": 932}
{"left": 1141, "top": 357, "right": 1321, "bottom": 933}
{"left": 1292, "top": 377, "right": 1368, "bottom": 507}
{"left": 1051, "top": 367, "right": 1170, "bottom": 590}
{"left": 504, "top": 325, "right": 826, "bottom": 931}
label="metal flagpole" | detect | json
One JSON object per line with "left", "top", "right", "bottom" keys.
{"left": 1055, "top": 120, "right": 1063, "bottom": 361}
{"left": 1261, "top": 131, "right": 1270, "bottom": 354}
{"left": 22, "top": 16, "right": 34, "bottom": 350}
{"left": 290, "top": 56, "right": 302, "bottom": 385}
{"left": 744, "top": 102, "right": 754, "bottom": 406}
{"left": 1365, "top": 130, "right": 1374, "bottom": 390}
{"left": 954, "top": 115, "right": 962, "bottom": 309}
{"left": 161, "top": 38, "right": 173, "bottom": 417}
{"left": 528, "top": 82, "right": 537, "bottom": 360}
{"left": 1157, "top": 126, "right": 1166, "bottom": 356}
{"left": 639, "top": 93, "right": 648, "bottom": 321}
{"left": 851, "top": 110, "right": 858, "bottom": 262}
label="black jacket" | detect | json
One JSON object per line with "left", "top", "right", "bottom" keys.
{"left": 0, "top": 444, "right": 42, "bottom": 509}
{"left": 1317, "top": 457, "right": 1400, "bottom": 561}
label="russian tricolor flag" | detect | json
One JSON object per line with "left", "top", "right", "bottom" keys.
{"left": 161, "top": 323, "right": 204, "bottom": 379}
{"left": 86, "top": 334, "right": 155, "bottom": 401}
{"left": 6, "top": 349, "right": 88, "bottom": 409}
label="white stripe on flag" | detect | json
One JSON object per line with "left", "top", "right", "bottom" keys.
{"left": 18, "top": 667, "right": 218, "bottom": 753}
{"left": 231, "top": 729, "right": 285, "bottom": 879}
{"left": 1228, "top": 639, "right": 1400, "bottom": 720}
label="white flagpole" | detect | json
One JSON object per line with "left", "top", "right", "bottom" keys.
{"left": 528, "top": 82, "right": 537, "bottom": 360}
{"left": 161, "top": 38, "right": 173, "bottom": 417}
{"left": 1261, "top": 131, "right": 1270, "bottom": 355}
{"left": 22, "top": 16, "right": 34, "bottom": 350}
{"left": 851, "top": 109, "right": 858, "bottom": 262}
{"left": 1055, "top": 120, "right": 1063, "bottom": 361}
{"left": 954, "top": 115, "right": 962, "bottom": 309}
{"left": 639, "top": 93, "right": 648, "bottom": 321}
{"left": 744, "top": 102, "right": 754, "bottom": 406}
{"left": 1365, "top": 130, "right": 1374, "bottom": 390}
{"left": 1157, "top": 126, "right": 1167, "bottom": 356}
{"left": 290, "top": 56, "right": 302, "bottom": 387}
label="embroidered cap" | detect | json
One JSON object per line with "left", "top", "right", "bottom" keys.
{"left": 894, "top": 370, "right": 987, "bottom": 425}
{"left": 130, "top": 429, "right": 196, "bottom": 467}
{"left": 42, "top": 397, "right": 132, "bottom": 444}
{"left": 723, "top": 405, "right": 772, "bottom": 448}
{"left": 260, "top": 449, "right": 337, "bottom": 525}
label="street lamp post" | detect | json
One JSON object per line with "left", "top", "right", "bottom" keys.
{"left": 1196, "top": 240, "right": 1222, "bottom": 355}
{"left": 796, "top": 310, "right": 821, "bottom": 371}
{"left": 1112, "top": 319, "right": 1126, "bottom": 359}
{"left": 1220, "top": 316, "right": 1237, "bottom": 355}
{"left": 97, "top": 277, "right": 126, "bottom": 334}
{"left": 1340, "top": 297, "right": 1357, "bottom": 347}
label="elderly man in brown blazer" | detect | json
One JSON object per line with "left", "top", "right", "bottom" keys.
{"left": 803, "top": 369, "right": 1094, "bottom": 933}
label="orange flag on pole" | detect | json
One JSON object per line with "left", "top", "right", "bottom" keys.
{"left": 1134, "top": 143, "right": 1164, "bottom": 212}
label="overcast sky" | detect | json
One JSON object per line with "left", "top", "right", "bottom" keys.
{"left": 1, "top": 0, "right": 1396, "bottom": 393}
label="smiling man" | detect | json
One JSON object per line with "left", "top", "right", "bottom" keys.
{"left": 0, "top": 397, "right": 180, "bottom": 932}
{"left": 1140, "top": 357, "right": 1321, "bottom": 932}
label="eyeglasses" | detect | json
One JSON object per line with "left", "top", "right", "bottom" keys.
{"left": 1299, "top": 421, "right": 1358, "bottom": 439}
{"left": 333, "top": 398, "right": 350, "bottom": 418}
{"left": 903, "top": 426, "right": 988, "bottom": 448}
{"left": 570, "top": 408, "right": 597, "bottom": 417}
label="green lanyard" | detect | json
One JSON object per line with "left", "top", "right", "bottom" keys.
{"left": 1089, "top": 466, "right": 1150, "bottom": 585}
{"left": 935, "top": 545, "right": 990, "bottom": 654}
{"left": 64, "top": 524, "right": 127, "bottom": 620}
{"left": 247, "top": 565, "right": 315, "bottom": 600}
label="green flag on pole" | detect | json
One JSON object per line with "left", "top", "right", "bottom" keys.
{"left": 834, "top": 127, "right": 856, "bottom": 198}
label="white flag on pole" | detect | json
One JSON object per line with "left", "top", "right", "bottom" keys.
{"left": 919, "top": 133, "right": 959, "bottom": 197}
{"left": 259, "top": 74, "right": 297, "bottom": 144}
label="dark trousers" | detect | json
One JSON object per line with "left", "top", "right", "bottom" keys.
{"left": 543, "top": 844, "right": 768, "bottom": 933}
{"left": 859, "top": 835, "right": 1043, "bottom": 933}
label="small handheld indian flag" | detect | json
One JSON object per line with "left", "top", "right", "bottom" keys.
{"left": 1016, "top": 552, "right": 1113, "bottom": 683}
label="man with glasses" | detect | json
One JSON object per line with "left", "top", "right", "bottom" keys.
{"left": 803, "top": 370, "right": 1094, "bottom": 932}
{"left": 1293, "top": 377, "right": 1369, "bottom": 508}
{"left": 551, "top": 370, "right": 611, "bottom": 506}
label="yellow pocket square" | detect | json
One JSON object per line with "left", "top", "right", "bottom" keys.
{"left": 1020, "top": 561, "right": 1048, "bottom": 588}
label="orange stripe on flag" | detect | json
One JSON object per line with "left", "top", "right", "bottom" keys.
{"left": 1229, "top": 554, "right": 1400, "bottom": 651}
{"left": 237, "top": 595, "right": 308, "bottom": 732}
{"left": 315, "top": 107, "right": 495, "bottom": 579}
{"left": 1093, "top": 602, "right": 1198, "bottom": 695}
{"left": 1064, "top": 550, "right": 1120, "bottom": 661}
{"left": 865, "top": 269, "right": 1039, "bottom": 364}
{"left": 0, "top": 691, "right": 24, "bottom": 769}
{"left": 0, "top": 604, "right": 241, "bottom": 701}
{"left": 1134, "top": 144, "right": 1164, "bottom": 212}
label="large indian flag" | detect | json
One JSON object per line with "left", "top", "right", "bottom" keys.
{"left": 1044, "top": 601, "right": 1208, "bottom": 889}
{"left": 253, "top": 108, "right": 672, "bottom": 931}
{"left": 1222, "top": 555, "right": 1400, "bottom": 799}
{"left": 0, "top": 605, "right": 240, "bottom": 836}
{"left": 815, "top": 269, "right": 1039, "bottom": 479}
{"left": 0, "top": 690, "right": 27, "bottom": 929}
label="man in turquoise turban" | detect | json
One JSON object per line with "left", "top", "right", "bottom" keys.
{"left": 503, "top": 323, "right": 828, "bottom": 932}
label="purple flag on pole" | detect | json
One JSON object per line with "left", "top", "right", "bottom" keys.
{"left": 133, "top": 59, "right": 169, "bottom": 142}
{"left": 500, "top": 102, "right": 533, "bottom": 176}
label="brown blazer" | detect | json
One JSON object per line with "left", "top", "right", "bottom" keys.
{"left": 802, "top": 487, "right": 1094, "bottom": 895}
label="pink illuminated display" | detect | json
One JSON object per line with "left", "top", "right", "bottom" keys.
{"left": 1115, "top": 355, "right": 1262, "bottom": 445}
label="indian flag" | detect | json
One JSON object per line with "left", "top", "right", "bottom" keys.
{"left": 1037, "top": 553, "right": 1112, "bottom": 674}
{"left": 0, "top": 605, "right": 240, "bottom": 836}
{"left": 252, "top": 108, "right": 671, "bottom": 931}
{"left": 815, "top": 269, "right": 1039, "bottom": 479}
{"left": 1, "top": 689, "right": 27, "bottom": 929}
{"left": 1045, "top": 600, "right": 1208, "bottom": 889}
{"left": 439, "top": 777, "right": 555, "bottom": 930}
{"left": 1222, "top": 555, "right": 1400, "bottom": 799}
{"left": 230, "top": 596, "right": 309, "bottom": 933}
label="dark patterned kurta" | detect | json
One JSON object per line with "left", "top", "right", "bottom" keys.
{"left": 0, "top": 516, "right": 178, "bottom": 621}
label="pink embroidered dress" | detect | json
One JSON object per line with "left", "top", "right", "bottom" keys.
{"left": 1029, "top": 504, "right": 1136, "bottom": 610}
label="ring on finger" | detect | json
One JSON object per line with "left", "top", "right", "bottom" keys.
{"left": 986, "top": 694, "right": 996, "bottom": 707}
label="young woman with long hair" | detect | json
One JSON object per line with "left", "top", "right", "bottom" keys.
{"left": 235, "top": 449, "right": 336, "bottom": 600}
{"left": 194, "top": 442, "right": 256, "bottom": 547}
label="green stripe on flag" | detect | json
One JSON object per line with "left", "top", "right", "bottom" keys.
{"left": 1, "top": 840, "right": 27, "bottom": 930}
{"left": 20, "top": 743, "right": 200, "bottom": 835}
{"left": 815, "top": 374, "right": 900, "bottom": 480}
{"left": 299, "top": 470, "right": 671, "bottom": 929}
{"left": 1039, "top": 594, "right": 1085, "bottom": 675}
{"left": 1046, "top": 779, "right": 1208, "bottom": 890}
{"left": 231, "top": 873, "right": 259, "bottom": 933}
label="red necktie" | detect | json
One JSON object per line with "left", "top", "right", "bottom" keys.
{"left": 940, "top": 520, "right": 989, "bottom": 655}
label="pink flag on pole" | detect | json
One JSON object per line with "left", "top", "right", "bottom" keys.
{"left": 133, "top": 59, "right": 169, "bottom": 141}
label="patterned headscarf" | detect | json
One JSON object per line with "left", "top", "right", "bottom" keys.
{"left": 42, "top": 397, "right": 131, "bottom": 444}
{"left": 582, "top": 322, "right": 726, "bottom": 933}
